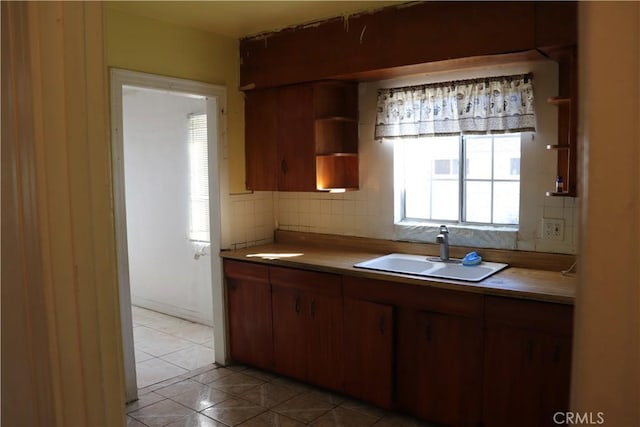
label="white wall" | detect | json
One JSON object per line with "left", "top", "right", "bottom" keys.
{"left": 276, "top": 59, "right": 579, "bottom": 255}
{"left": 123, "top": 87, "right": 214, "bottom": 324}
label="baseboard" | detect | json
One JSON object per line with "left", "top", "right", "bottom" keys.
{"left": 130, "top": 295, "right": 214, "bottom": 327}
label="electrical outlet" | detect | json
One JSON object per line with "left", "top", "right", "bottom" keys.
{"left": 542, "top": 218, "right": 565, "bottom": 241}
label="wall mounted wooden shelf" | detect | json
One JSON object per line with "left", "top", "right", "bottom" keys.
{"left": 545, "top": 191, "right": 573, "bottom": 198}
{"left": 547, "top": 96, "right": 571, "bottom": 105}
{"left": 545, "top": 46, "right": 578, "bottom": 198}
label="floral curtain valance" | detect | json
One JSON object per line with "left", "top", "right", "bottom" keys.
{"left": 375, "top": 73, "right": 536, "bottom": 139}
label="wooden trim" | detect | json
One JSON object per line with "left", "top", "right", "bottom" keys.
{"left": 275, "top": 230, "right": 577, "bottom": 271}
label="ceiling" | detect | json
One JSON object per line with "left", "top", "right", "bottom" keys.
{"left": 107, "top": 1, "right": 407, "bottom": 39}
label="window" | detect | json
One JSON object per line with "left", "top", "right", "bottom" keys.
{"left": 188, "top": 113, "right": 209, "bottom": 242}
{"left": 397, "top": 133, "right": 521, "bottom": 226}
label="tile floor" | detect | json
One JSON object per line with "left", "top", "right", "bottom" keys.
{"left": 128, "top": 307, "right": 437, "bottom": 426}
{"left": 126, "top": 363, "right": 438, "bottom": 427}
{"left": 133, "top": 306, "right": 215, "bottom": 388}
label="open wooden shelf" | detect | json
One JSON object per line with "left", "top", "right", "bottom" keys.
{"left": 547, "top": 96, "right": 571, "bottom": 105}
{"left": 545, "top": 191, "right": 574, "bottom": 197}
{"left": 314, "top": 81, "right": 359, "bottom": 191}
{"left": 545, "top": 46, "right": 578, "bottom": 198}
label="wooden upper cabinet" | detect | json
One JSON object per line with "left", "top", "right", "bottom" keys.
{"left": 245, "top": 88, "right": 277, "bottom": 191}
{"left": 240, "top": 2, "right": 539, "bottom": 88}
{"left": 244, "top": 81, "right": 358, "bottom": 192}
{"left": 276, "top": 84, "right": 316, "bottom": 191}
{"left": 535, "top": 2, "right": 577, "bottom": 49}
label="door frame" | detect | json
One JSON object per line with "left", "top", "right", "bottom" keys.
{"left": 110, "top": 69, "right": 230, "bottom": 402}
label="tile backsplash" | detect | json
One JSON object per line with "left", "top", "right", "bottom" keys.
{"left": 227, "top": 191, "right": 275, "bottom": 250}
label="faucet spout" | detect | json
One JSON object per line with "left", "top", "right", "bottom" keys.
{"left": 436, "top": 225, "right": 450, "bottom": 261}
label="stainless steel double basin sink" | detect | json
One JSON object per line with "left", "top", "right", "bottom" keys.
{"left": 354, "top": 253, "right": 508, "bottom": 282}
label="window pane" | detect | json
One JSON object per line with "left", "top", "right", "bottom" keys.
{"left": 405, "top": 178, "right": 431, "bottom": 219}
{"left": 493, "top": 181, "right": 520, "bottom": 224}
{"left": 402, "top": 136, "right": 459, "bottom": 221}
{"left": 189, "top": 114, "right": 209, "bottom": 241}
{"left": 465, "top": 136, "right": 492, "bottom": 179}
{"left": 465, "top": 181, "right": 491, "bottom": 223}
{"left": 431, "top": 180, "right": 459, "bottom": 221}
{"left": 494, "top": 135, "right": 521, "bottom": 180}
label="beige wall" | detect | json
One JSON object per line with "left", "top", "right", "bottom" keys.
{"left": 105, "top": 6, "right": 247, "bottom": 193}
{"left": 572, "top": 2, "right": 640, "bottom": 425}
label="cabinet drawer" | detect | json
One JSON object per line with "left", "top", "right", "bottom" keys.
{"left": 485, "top": 296, "right": 573, "bottom": 334}
{"left": 270, "top": 266, "right": 341, "bottom": 296}
{"left": 224, "top": 259, "right": 269, "bottom": 283}
{"left": 344, "top": 275, "right": 483, "bottom": 318}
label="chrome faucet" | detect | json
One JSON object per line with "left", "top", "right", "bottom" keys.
{"left": 436, "top": 225, "right": 450, "bottom": 261}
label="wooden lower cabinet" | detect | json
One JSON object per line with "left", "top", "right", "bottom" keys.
{"left": 483, "top": 296, "right": 573, "bottom": 427}
{"left": 270, "top": 266, "right": 344, "bottom": 391}
{"left": 397, "top": 309, "right": 483, "bottom": 427}
{"left": 224, "top": 260, "right": 273, "bottom": 370}
{"left": 343, "top": 299, "right": 394, "bottom": 409}
{"left": 224, "top": 260, "right": 574, "bottom": 427}
{"left": 271, "top": 286, "right": 306, "bottom": 381}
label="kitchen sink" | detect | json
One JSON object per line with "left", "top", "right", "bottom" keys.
{"left": 354, "top": 253, "right": 508, "bottom": 282}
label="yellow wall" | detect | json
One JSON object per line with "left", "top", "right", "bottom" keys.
{"left": 106, "top": 7, "right": 247, "bottom": 193}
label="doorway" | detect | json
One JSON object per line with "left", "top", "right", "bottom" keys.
{"left": 111, "top": 69, "right": 229, "bottom": 402}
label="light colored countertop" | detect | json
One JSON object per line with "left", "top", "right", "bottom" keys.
{"left": 220, "top": 237, "right": 577, "bottom": 305}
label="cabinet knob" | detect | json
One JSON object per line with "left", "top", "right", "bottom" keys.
{"left": 281, "top": 159, "right": 288, "bottom": 175}
{"left": 379, "top": 315, "right": 386, "bottom": 335}
{"left": 294, "top": 296, "right": 301, "bottom": 315}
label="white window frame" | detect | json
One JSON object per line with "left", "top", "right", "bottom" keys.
{"left": 395, "top": 133, "right": 522, "bottom": 228}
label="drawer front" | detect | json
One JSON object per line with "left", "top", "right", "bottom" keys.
{"left": 270, "top": 265, "right": 341, "bottom": 296}
{"left": 343, "top": 275, "right": 484, "bottom": 319}
{"left": 485, "top": 295, "right": 574, "bottom": 334}
{"left": 224, "top": 259, "right": 269, "bottom": 284}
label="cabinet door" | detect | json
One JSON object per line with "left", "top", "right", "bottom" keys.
{"left": 245, "top": 89, "right": 278, "bottom": 191}
{"left": 276, "top": 84, "right": 316, "bottom": 191}
{"left": 271, "top": 285, "right": 307, "bottom": 381}
{"left": 483, "top": 325, "right": 543, "bottom": 427}
{"left": 306, "top": 293, "right": 344, "bottom": 392}
{"left": 415, "top": 311, "right": 483, "bottom": 427}
{"left": 225, "top": 261, "right": 273, "bottom": 370}
{"left": 539, "top": 333, "right": 572, "bottom": 426}
{"left": 343, "top": 299, "right": 394, "bottom": 408}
